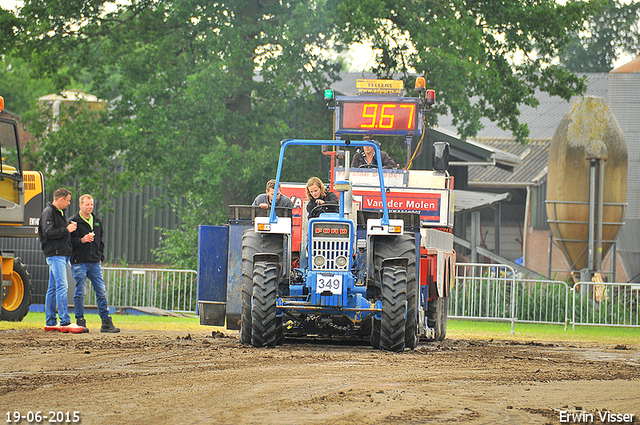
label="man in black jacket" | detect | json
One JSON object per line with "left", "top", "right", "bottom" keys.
{"left": 69, "top": 194, "right": 120, "bottom": 333}
{"left": 351, "top": 145, "right": 397, "bottom": 169}
{"left": 39, "top": 188, "right": 84, "bottom": 333}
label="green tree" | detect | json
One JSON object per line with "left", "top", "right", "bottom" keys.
{"left": 10, "top": 0, "right": 599, "bottom": 267}
{"left": 336, "top": 0, "right": 600, "bottom": 141}
{"left": 0, "top": 7, "right": 21, "bottom": 55}
{"left": 560, "top": 0, "right": 640, "bottom": 72}
{"left": 0, "top": 54, "right": 56, "bottom": 116}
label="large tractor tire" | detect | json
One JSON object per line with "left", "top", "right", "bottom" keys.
{"left": 240, "top": 230, "right": 283, "bottom": 345}
{"left": 1, "top": 259, "right": 31, "bottom": 322}
{"left": 251, "top": 261, "right": 279, "bottom": 348}
{"left": 379, "top": 266, "right": 407, "bottom": 352}
{"left": 426, "top": 295, "right": 449, "bottom": 341}
{"left": 374, "top": 234, "right": 418, "bottom": 349}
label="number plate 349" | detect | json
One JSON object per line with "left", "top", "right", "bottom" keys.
{"left": 316, "top": 274, "right": 343, "bottom": 295}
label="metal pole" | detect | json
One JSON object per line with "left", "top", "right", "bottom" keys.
{"left": 494, "top": 204, "right": 501, "bottom": 256}
{"left": 344, "top": 149, "right": 352, "bottom": 215}
{"left": 612, "top": 242, "right": 617, "bottom": 282}
{"left": 523, "top": 185, "right": 531, "bottom": 268}
{"left": 588, "top": 159, "right": 596, "bottom": 273}
{"left": 595, "top": 159, "right": 605, "bottom": 271}
{"left": 470, "top": 210, "right": 479, "bottom": 263}
{"left": 548, "top": 231, "right": 553, "bottom": 279}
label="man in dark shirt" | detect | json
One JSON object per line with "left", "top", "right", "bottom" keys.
{"left": 252, "top": 179, "right": 293, "bottom": 209}
{"left": 351, "top": 145, "right": 397, "bottom": 169}
{"left": 39, "top": 188, "right": 84, "bottom": 333}
{"left": 69, "top": 194, "right": 120, "bottom": 333}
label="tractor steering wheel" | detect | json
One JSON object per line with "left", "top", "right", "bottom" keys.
{"left": 309, "top": 203, "right": 340, "bottom": 218}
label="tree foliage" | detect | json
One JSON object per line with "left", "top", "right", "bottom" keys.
{"left": 560, "top": 0, "right": 640, "bottom": 72}
{"left": 3, "top": 0, "right": 600, "bottom": 267}
{"left": 0, "top": 54, "right": 56, "bottom": 116}
{"left": 335, "top": 0, "right": 599, "bottom": 141}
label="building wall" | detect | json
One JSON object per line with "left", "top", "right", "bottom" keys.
{"left": 525, "top": 228, "right": 571, "bottom": 281}
{"left": 461, "top": 209, "right": 627, "bottom": 282}
{"left": 608, "top": 71, "right": 640, "bottom": 282}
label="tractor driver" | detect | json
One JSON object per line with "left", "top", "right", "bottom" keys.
{"left": 306, "top": 176, "right": 339, "bottom": 218}
{"left": 252, "top": 179, "right": 293, "bottom": 210}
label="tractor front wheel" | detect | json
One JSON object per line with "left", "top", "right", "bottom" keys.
{"left": 370, "top": 316, "right": 380, "bottom": 349}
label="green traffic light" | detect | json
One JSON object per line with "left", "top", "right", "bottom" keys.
{"left": 324, "top": 89, "right": 334, "bottom": 101}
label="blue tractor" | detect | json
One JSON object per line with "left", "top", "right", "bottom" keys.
{"left": 237, "top": 139, "right": 420, "bottom": 352}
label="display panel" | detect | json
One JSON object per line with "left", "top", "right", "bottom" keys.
{"left": 340, "top": 101, "right": 418, "bottom": 132}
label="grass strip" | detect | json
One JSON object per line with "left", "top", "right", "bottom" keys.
{"left": 2, "top": 313, "right": 639, "bottom": 345}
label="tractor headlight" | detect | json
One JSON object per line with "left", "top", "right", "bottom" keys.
{"left": 335, "top": 255, "right": 348, "bottom": 268}
{"left": 313, "top": 255, "right": 326, "bottom": 267}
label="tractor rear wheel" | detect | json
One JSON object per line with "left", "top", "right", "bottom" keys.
{"left": 374, "top": 234, "right": 417, "bottom": 349}
{"left": 240, "top": 230, "right": 283, "bottom": 344}
{"left": 379, "top": 265, "right": 407, "bottom": 352}
{"left": 251, "top": 261, "right": 279, "bottom": 348}
{"left": 1, "top": 259, "right": 31, "bottom": 322}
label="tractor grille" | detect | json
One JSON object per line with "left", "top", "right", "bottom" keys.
{"left": 310, "top": 221, "right": 352, "bottom": 271}
{"left": 310, "top": 239, "right": 350, "bottom": 271}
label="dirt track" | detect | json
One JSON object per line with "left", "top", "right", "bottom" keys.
{"left": 1, "top": 328, "right": 639, "bottom": 425}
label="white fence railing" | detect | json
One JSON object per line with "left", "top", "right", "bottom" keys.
{"left": 453, "top": 263, "right": 638, "bottom": 332}
{"left": 572, "top": 281, "right": 640, "bottom": 329}
{"left": 452, "top": 263, "right": 516, "bottom": 327}
{"left": 82, "top": 267, "right": 198, "bottom": 313}
{"left": 513, "top": 278, "right": 570, "bottom": 326}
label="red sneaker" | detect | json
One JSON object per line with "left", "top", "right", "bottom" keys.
{"left": 44, "top": 324, "right": 61, "bottom": 332}
{"left": 60, "top": 323, "right": 85, "bottom": 334}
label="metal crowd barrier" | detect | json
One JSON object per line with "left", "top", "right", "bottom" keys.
{"left": 82, "top": 267, "right": 198, "bottom": 313}
{"left": 452, "top": 263, "right": 636, "bottom": 331}
{"left": 512, "top": 278, "right": 571, "bottom": 328}
{"left": 451, "top": 263, "right": 517, "bottom": 332}
{"left": 572, "top": 281, "right": 640, "bottom": 329}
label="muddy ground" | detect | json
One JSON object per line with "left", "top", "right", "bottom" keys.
{"left": 1, "top": 328, "right": 639, "bottom": 425}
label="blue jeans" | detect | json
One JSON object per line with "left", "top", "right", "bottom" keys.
{"left": 45, "top": 256, "right": 71, "bottom": 326}
{"left": 71, "top": 262, "right": 110, "bottom": 320}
